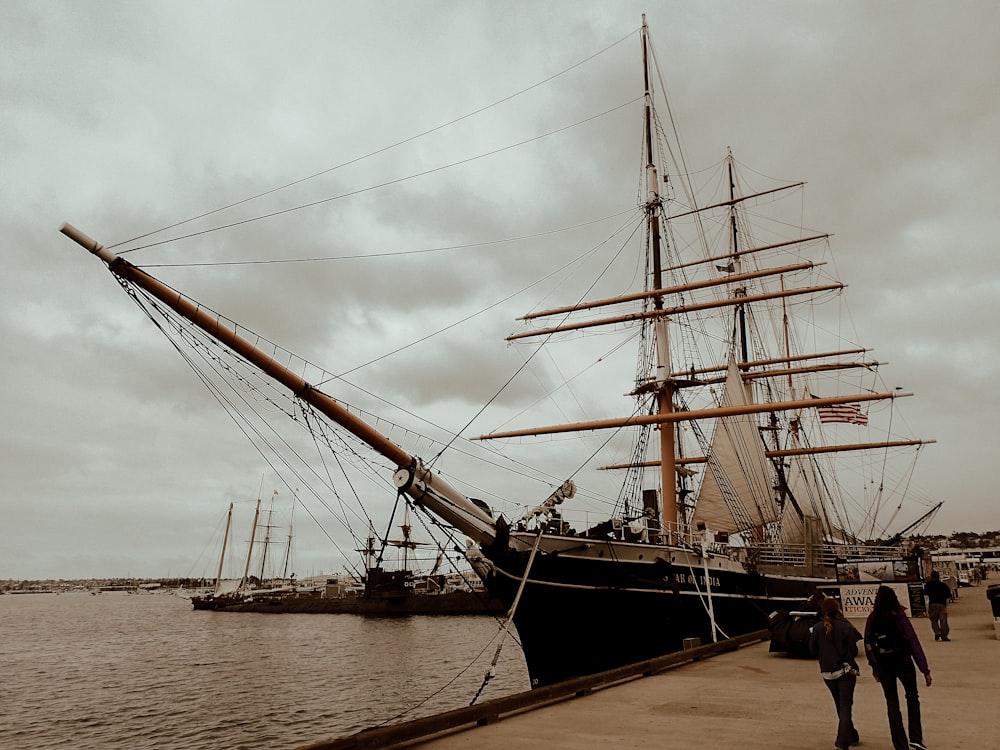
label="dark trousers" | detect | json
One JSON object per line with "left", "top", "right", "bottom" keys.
{"left": 927, "top": 601, "right": 949, "bottom": 638}
{"left": 879, "top": 657, "right": 923, "bottom": 750}
{"left": 823, "top": 672, "right": 858, "bottom": 749}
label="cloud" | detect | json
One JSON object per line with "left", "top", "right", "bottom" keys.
{"left": 4, "top": 1, "right": 999, "bottom": 579}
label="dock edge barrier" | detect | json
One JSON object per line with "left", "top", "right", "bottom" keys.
{"left": 296, "top": 628, "right": 770, "bottom": 750}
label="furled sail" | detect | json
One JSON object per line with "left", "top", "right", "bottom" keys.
{"left": 778, "top": 447, "right": 819, "bottom": 544}
{"left": 692, "top": 358, "right": 777, "bottom": 536}
{"left": 779, "top": 429, "right": 851, "bottom": 545}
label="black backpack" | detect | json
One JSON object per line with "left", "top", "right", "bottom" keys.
{"left": 871, "top": 616, "right": 907, "bottom": 659}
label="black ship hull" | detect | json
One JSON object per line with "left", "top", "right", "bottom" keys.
{"left": 479, "top": 533, "right": 819, "bottom": 687}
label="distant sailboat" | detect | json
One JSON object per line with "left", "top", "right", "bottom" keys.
{"left": 191, "top": 491, "right": 296, "bottom": 610}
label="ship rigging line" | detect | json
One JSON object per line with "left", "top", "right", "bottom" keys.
{"left": 869, "top": 398, "right": 898, "bottom": 538}
{"left": 121, "top": 279, "right": 371, "bottom": 570}
{"left": 408, "top": 502, "right": 512, "bottom": 626}
{"left": 299, "top": 404, "right": 377, "bottom": 540}
{"left": 791, "top": 421, "right": 855, "bottom": 541}
{"left": 471, "top": 528, "right": 546, "bottom": 706}
{"left": 373, "top": 610, "right": 508, "bottom": 728}
{"left": 863, "top": 401, "right": 923, "bottom": 541}
{"left": 680, "top": 554, "right": 731, "bottom": 643}
{"left": 138, "top": 208, "right": 638, "bottom": 268}
{"left": 123, "top": 213, "right": 643, "bottom": 505}
{"left": 370, "top": 501, "right": 526, "bottom": 724}
{"left": 107, "top": 216, "right": 647, "bottom": 527}
{"left": 316, "top": 211, "right": 642, "bottom": 385}
{"left": 115, "top": 97, "right": 643, "bottom": 254}
{"left": 646, "top": 26, "right": 706, "bottom": 222}
{"left": 427, "top": 216, "right": 644, "bottom": 468}
{"left": 109, "top": 27, "right": 639, "bottom": 252}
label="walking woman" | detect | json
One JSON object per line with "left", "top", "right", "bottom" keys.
{"left": 865, "top": 585, "right": 932, "bottom": 750}
{"left": 809, "top": 597, "right": 862, "bottom": 750}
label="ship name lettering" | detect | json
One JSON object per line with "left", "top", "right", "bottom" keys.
{"left": 674, "top": 573, "right": 721, "bottom": 587}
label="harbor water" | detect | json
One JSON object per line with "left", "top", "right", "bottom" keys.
{"left": 0, "top": 590, "right": 530, "bottom": 749}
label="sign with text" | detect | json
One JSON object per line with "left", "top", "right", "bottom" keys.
{"left": 840, "top": 582, "right": 911, "bottom": 618}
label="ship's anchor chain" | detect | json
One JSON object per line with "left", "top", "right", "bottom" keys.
{"left": 469, "top": 527, "right": 545, "bottom": 705}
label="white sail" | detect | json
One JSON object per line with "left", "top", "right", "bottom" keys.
{"left": 780, "top": 429, "right": 853, "bottom": 545}
{"left": 693, "top": 358, "right": 777, "bottom": 535}
{"left": 779, "top": 448, "right": 819, "bottom": 544}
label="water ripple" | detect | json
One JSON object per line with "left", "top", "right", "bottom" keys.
{"left": 0, "top": 592, "right": 529, "bottom": 749}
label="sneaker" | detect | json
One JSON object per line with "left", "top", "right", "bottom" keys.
{"left": 909, "top": 742, "right": 928, "bottom": 750}
{"left": 934, "top": 634, "right": 941, "bottom": 641}
{"left": 941, "top": 636, "right": 951, "bottom": 641}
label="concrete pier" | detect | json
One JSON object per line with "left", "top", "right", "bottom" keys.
{"left": 305, "top": 587, "right": 999, "bottom": 749}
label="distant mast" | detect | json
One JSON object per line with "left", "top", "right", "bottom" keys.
{"left": 238, "top": 497, "right": 261, "bottom": 594}
{"left": 214, "top": 502, "right": 234, "bottom": 595}
{"left": 641, "top": 15, "right": 678, "bottom": 538}
{"left": 258, "top": 490, "right": 277, "bottom": 584}
{"left": 281, "top": 494, "right": 296, "bottom": 580}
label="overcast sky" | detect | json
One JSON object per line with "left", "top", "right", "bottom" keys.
{"left": 3, "top": 1, "right": 998, "bottom": 581}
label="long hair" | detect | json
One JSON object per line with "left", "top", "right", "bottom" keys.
{"left": 820, "top": 596, "right": 842, "bottom": 638}
{"left": 871, "top": 585, "right": 903, "bottom": 621}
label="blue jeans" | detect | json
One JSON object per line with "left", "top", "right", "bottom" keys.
{"left": 823, "top": 672, "right": 858, "bottom": 749}
{"left": 879, "top": 657, "right": 923, "bottom": 750}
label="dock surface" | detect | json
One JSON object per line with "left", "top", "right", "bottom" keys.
{"left": 304, "top": 586, "right": 1000, "bottom": 749}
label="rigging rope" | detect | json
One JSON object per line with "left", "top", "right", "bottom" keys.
{"left": 469, "top": 528, "right": 545, "bottom": 706}
{"left": 111, "top": 27, "right": 640, "bottom": 252}
{"left": 121, "top": 278, "right": 387, "bottom": 574}
{"left": 118, "top": 99, "right": 643, "bottom": 254}
{"left": 426, "top": 216, "right": 644, "bottom": 467}
{"left": 140, "top": 209, "right": 638, "bottom": 268}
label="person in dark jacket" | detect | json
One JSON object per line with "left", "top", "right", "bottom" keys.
{"left": 922, "top": 570, "right": 951, "bottom": 641}
{"left": 809, "top": 597, "right": 862, "bottom": 750}
{"left": 865, "top": 585, "right": 932, "bottom": 750}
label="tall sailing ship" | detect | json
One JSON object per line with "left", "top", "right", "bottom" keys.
{"left": 61, "top": 18, "right": 933, "bottom": 687}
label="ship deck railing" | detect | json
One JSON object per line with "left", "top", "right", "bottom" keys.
{"left": 746, "top": 542, "right": 904, "bottom": 569}
{"left": 540, "top": 514, "right": 905, "bottom": 569}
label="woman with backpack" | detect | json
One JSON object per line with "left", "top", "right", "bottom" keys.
{"left": 865, "top": 585, "right": 933, "bottom": 750}
{"left": 809, "top": 597, "right": 862, "bottom": 750}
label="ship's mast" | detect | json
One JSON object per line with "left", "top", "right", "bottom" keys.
{"left": 281, "top": 494, "right": 296, "bottom": 580}
{"left": 258, "top": 490, "right": 277, "bottom": 583}
{"left": 641, "top": 15, "right": 678, "bottom": 537}
{"left": 728, "top": 152, "right": 750, "bottom": 365}
{"left": 239, "top": 497, "right": 261, "bottom": 594}
{"left": 214, "top": 502, "right": 233, "bottom": 595}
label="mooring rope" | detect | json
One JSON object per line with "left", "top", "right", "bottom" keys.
{"left": 469, "top": 527, "right": 545, "bottom": 705}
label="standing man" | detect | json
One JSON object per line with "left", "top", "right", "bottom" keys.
{"left": 923, "top": 570, "right": 951, "bottom": 642}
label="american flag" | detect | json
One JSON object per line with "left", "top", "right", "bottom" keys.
{"left": 817, "top": 402, "right": 868, "bottom": 426}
